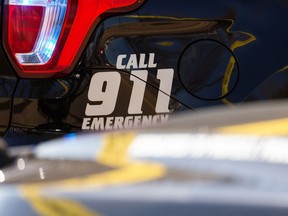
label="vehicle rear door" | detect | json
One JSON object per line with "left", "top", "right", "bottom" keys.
{"left": 0, "top": 2, "right": 18, "bottom": 137}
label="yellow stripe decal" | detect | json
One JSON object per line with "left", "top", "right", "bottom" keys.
{"left": 217, "top": 118, "right": 288, "bottom": 135}
{"left": 230, "top": 32, "right": 256, "bottom": 52}
{"left": 222, "top": 57, "right": 236, "bottom": 106}
{"left": 221, "top": 32, "right": 256, "bottom": 106}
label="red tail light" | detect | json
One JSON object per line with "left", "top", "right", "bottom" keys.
{"left": 3, "top": 0, "right": 142, "bottom": 78}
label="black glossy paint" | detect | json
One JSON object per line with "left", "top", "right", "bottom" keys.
{"left": 5, "top": 67, "right": 186, "bottom": 143}
{"left": 84, "top": 17, "right": 246, "bottom": 108}
{"left": 0, "top": 4, "right": 17, "bottom": 137}
{"left": 0, "top": 76, "right": 17, "bottom": 136}
{"left": 2, "top": 0, "right": 288, "bottom": 144}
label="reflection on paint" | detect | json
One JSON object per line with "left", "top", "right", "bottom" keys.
{"left": 129, "top": 133, "right": 288, "bottom": 165}
{"left": 0, "top": 170, "right": 5, "bottom": 183}
{"left": 64, "top": 133, "right": 77, "bottom": 141}
{"left": 39, "top": 167, "right": 45, "bottom": 180}
{"left": 17, "top": 158, "right": 26, "bottom": 171}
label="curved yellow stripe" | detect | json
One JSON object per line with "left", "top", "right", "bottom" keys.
{"left": 230, "top": 32, "right": 256, "bottom": 52}
{"left": 222, "top": 57, "right": 236, "bottom": 106}
{"left": 222, "top": 32, "right": 256, "bottom": 105}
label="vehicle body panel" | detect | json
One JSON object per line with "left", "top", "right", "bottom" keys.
{"left": 0, "top": 0, "right": 17, "bottom": 136}
{"left": 1, "top": 0, "right": 288, "bottom": 144}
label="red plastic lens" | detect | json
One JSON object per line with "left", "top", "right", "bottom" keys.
{"left": 3, "top": 0, "right": 141, "bottom": 78}
{"left": 9, "top": 5, "right": 44, "bottom": 53}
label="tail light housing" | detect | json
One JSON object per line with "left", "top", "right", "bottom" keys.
{"left": 3, "top": 0, "right": 142, "bottom": 78}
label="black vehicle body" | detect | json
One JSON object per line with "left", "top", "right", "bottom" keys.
{"left": 1, "top": 0, "right": 288, "bottom": 145}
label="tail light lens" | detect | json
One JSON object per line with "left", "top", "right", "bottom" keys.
{"left": 3, "top": 0, "right": 141, "bottom": 78}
